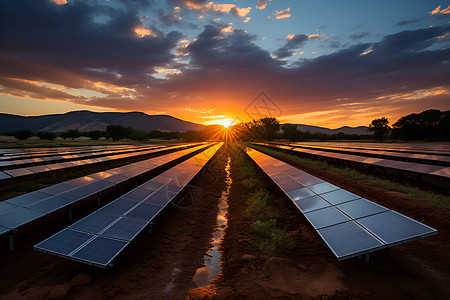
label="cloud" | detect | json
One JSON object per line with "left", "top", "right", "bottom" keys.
{"left": 396, "top": 18, "right": 422, "bottom": 27}
{"left": 275, "top": 7, "right": 291, "bottom": 20}
{"left": 349, "top": 32, "right": 370, "bottom": 40}
{"left": 173, "top": 0, "right": 252, "bottom": 17}
{"left": 274, "top": 34, "right": 326, "bottom": 58}
{"left": 256, "top": 0, "right": 267, "bottom": 10}
{"left": 429, "top": 4, "right": 450, "bottom": 15}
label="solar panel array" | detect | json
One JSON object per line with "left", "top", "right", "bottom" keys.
{"left": 253, "top": 143, "right": 450, "bottom": 183}
{"left": 34, "top": 143, "right": 223, "bottom": 268}
{"left": 0, "top": 143, "right": 209, "bottom": 239}
{"left": 245, "top": 147, "right": 437, "bottom": 260}
{"left": 0, "top": 143, "right": 204, "bottom": 183}
{"left": 0, "top": 145, "right": 164, "bottom": 170}
{"left": 271, "top": 142, "right": 450, "bottom": 167}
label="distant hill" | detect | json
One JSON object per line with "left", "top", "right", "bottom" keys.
{"left": 0, "top": 111, "right": 204, "bottom": 133}
{"left": 293, "top": 124, "right": 369, "bottom": 135}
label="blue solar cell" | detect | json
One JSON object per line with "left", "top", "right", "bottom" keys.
{"left": 125, "top": 202, "right": 162, "bottom": 221}
{"left": 336, "top": 198, "right": 388, "bottom": 219}
{"left": 0, "top": 208, "right": 46, "bottom": 229}
{"left": 99, "top": 198, "right": 137, "bottom": 216}
{"left": 0, "top": 225, "right": 10, "bottom": 236}
{"left": 40, "top": 183, "right": 78, "bottom": 196}
{"left": 82, "top": 180, "right": 115, "bottom": 192}
{"left": 286, "top": 188, "right": 316, "bottom": 201}
{"left": 121, "top": 188, "right": 153, "bottom": 202}
{"left": 28, "top": 195, "right": 75, "bottom": 213}
{"left": 317, "top": 221, "right": 385, "bottom": 259}
{"left": 144, "top": 190, "right": 171, "bottom": 206}
{"left": 101, "top": 217, "right": 148, "bottom": 241}
{"left": 0, "top": 202, "right": 21, "bottom": 216}
{"left": 297, "top": 176, "right": 324, "bottom": 187}
{"left": 0, "top": 171, "right": 12, "bottom": 180}
{"left": 57, "top": 187, "right": 96, "bottom": 201}
{"left": 70, "top": 212, "right": 119, "bottom": 234}
{"left": 102, "top": 174, "right": 128, "bottom": 184}
{"left": 308, "top": 182, "right": 340, "bottom": 194}
{"left": 140, "top": 180, "right": 164, "bottom": 192}
{"left": 35, "top": 228, "right": 94, "bottom": 256}
{"left": 5, "top": 191, "right": 53, "bottom": 207}
{"left": 67, "top": 176, "right": 97, "bottom": 187}
{"left": 304, "top": 207, "right": 351, "bottom": 229}
{"left": 320, "top": 189, "right": 361, "bottom": 205}
{"left": 280, "top": 180, "right": 304, "bottom": 192}
{"left": 357, "top": 211, "right": 437, "bottom": 245}
{"left": 294, "top": 195, "right": 332, "bottom": 213}
{"left": 70, "top": 236, "right": 128, "bottom": 267}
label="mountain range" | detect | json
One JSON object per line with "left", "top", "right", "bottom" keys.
{"left": 0, "top": 110, "right": 369, "bottom": 135}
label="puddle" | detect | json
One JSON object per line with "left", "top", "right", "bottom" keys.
{"left": 193, "top": 156, "right": 232, "bottom": 287}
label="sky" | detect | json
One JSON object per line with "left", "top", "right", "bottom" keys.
{"left": 0, "top": 0, "right": 449, "bottom": 128}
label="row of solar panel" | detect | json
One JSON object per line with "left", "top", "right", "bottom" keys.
{"left": 275, "top": 143, "right": 450, "bottom": 167}
{"left": 245, "top": 147, "right": 437, "bottom": 260}
{"left": 0, "top": 143, "right": 209, "bottom": 237}
{"left": 0, "top": 145, "right": 162, "bottom": 170}
{"left": 292, "top": 142, "right": 450, "bottom": 156}
{"left": 0, "top": 144, "right": 152, "bottom": 160}
{"left": 255, "top": 143, "right": 450, "bottom": 180}
{"left": 34, "top": 143, "right": 223, "bottom": 267}
{"left": 0, "top": 143, "right": 203, "bottom": 183}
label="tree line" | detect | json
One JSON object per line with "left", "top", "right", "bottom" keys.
{"left": 1, "top": 125, "right": 181, "bottom": 141}
{"left": 368, "top": 109, "right": 450, "bottom": 141}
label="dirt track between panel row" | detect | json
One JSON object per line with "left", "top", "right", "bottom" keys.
{"left": 0, "top": 143, "right": 449, "bottom": 299}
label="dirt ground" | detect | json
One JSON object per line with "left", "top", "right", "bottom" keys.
{"left": 0, "top": 143, "right": 449, "bottom": 299}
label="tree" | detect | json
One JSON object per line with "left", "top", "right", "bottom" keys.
{"left": 36, "top": 131, "right": 57, "bottom": 140}
{"left": 368, "top": 117, "right": 390, "bottom": 140}
{"left": 106, "top": 125, "right": 132, "bottom": 141}
{"left": 281, "top": 124, "right": 298, "bottom": 140}
{"left": 259, "top": 117, "right": 280, "bottom": 141}
{"left": 13, "top": 130, "right": 33, "bottom": 140}
{"left": 129, "top": 129, "right": 148, "bottom": 141}
{"left": 87, "top": 130, "right": 105, "bottom": 140}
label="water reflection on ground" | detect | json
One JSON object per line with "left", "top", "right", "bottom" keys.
{"left": 193, "top": 156, "right": 231, "bottom": 287}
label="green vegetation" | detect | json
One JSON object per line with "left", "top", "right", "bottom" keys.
{"left": 368, "top": 117, "right": 390, "bottom": 140}
{"left": 249, "top": 143, "right": 450, "bottom": 210}
{"left": 235, "top": 146, "right": 295, "bottom": 255}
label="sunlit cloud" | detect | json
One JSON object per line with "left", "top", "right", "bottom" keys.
{"left": 181, "top": 1, "right": 252, "bottom": 18}
{"left": 185, "top": 107, "right": 215, "bottom": 114}
{"left": 376, "top": 87, "right": 450, "bottom": 102}
{"left": 429, "top": 4, "right": 450, "bottom": 15}
{"left": 275, "top": 8, "right": 291, "bottom": 19}
{"left": 52, "top": 0, "right": 68, "bottom": 5}
{"left": 134, "top": 26, "right": 157, "bottom": 38}
{"left": 256, "top": 0, "right": 267, "bottom": 10}
{"left": 308, "top": 33, "right": 327, "bottom": 40}
{"left": 244, "top": 17, "right": 251, "bottom": 23}
{"left": 221, "top": 23, "right": 234, "bottom": 33}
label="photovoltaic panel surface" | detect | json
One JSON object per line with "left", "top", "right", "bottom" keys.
{"left": 245, "top": 146, "right": 437, "bottom": 260}
{"left": 34, "top": 228, "right": 94, "bottom": 256}
{"left": 70, "top": 236, "right": 128, "bottom": 267}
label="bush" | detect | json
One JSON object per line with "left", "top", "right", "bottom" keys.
{"left": 251, "top": 219, "right": 295, "bottom": 254}
{"left": 246, "top": 189, "right": 277, "bottom": 221}
{"left": 129, "top": 129, "right": 149, "bottom": 141}
{"left": 13, "top": 130, "right": 33, "bottom": 140}
{"left": 36, "top": 131, "right": 57, "bottom": 140}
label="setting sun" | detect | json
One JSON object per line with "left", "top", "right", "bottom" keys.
{"left": 203, "top": 118, "right": 235, "bottom": 128}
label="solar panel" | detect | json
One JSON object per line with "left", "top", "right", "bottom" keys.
{"left": 308, "top": 182, "right": 340, "bottom": 194}
{"left": 298, "top": 176, "right": 324, "bottom": 186}
{"left": 357, "top": 211, "right": 437, "bottom": 245}
{"left": 99, "top": 198, "right": 137, "bottom": 216}
{"left": 280, "top": 180, "right": 304, "bottom": 192}
{"left": 336, "top": 198, "right": 388, "bottom": 219}
{"left": 125, "top": 202, "right": 163, "bottom": 221}
{"left": 28, "top": 196, "right": 75, "bottom": 213}
{"left": 0, "top": 208, "right": 46, "bottom": 229}
{"left": 121, "top": 188, "right": 153, "bottom": 202}
{"left": 317, "top": 221, "right": 385, "bottom": 259}
{"left": 0, "top": 202, "right": 21, "bottom": 216}
{"left": 35, "top": 228, "right": 94, "bottom": 256}
{"left": 100, "top": 217, "right": 148, "bottom": 241}
{"left": 140, "top": 180, "right": 164, "bottom": 192}
{"left": 319, "top": 189, "right": 361, "bottom": 205}
{"left": 67, "top": 176, "right": 97, "bottom": 186}
{"left": 144, "top": 190, "right": 171, "bottom": 206}
{"left": 70, "top": 236, "right": 128, "bottom": 267}
{"left": 304, "top": 207, "right": 351, "bottom": 229}
{"left": 4, "top": 168, "right": 34, "bottom": 177}
{"left": 294, "top": 195, "right": 332, "bottom": 213}
{"left": 0, "top": 225, "right": 10, "bottom": 235}
{"left": 40, "top": 183, "right": 78, "bottom": 196}
{"left": 286, "top": 187, "right": 316, "bottom": 201}
{"left": 70, "top": 212, "right": 119, "bottom": 234}
{"left": 5, "top": 191, "right": 53, "bottom": 207}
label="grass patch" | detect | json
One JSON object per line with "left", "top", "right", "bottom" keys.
{"left": 233, "top": 144, "right": 295, "bottom": 256}
{"left": 248, "top": 143, "right": 450, "bottom": 210}
{"left": 251, "top": 219, "right": 295, "bottom": 254}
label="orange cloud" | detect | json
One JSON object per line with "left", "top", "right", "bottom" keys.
{"left": 134, "top": 26, "right": 157, "bottom": 38}
{"left": 184, "top": 1, "right": 252, "bottom": 17}
{"left": 429, "top": 4, "right": 450, "bottom": 15}
{"left": 275, "top": 8, "right": 291, "bottom": 19}
{"left": 52, "top": 0, "right": 68, "bottom": 5}
{"left": 257, "top": 0, "right": 267, "bottom": 10}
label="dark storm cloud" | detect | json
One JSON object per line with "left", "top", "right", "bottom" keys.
{"left": 274, "top": 34, "right": 309, "bottom": 58}
{"left": 396, "top": 18, "right": 422, "bottom": 26}
{"left": 0, "top": 0, "right": 182, "bottom": 91}
{"left": 349, "top": 32, "right": 370, "bottom": 40}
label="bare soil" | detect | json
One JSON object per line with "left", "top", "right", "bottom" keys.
{"left": 0, "top": 144, "right": 449, "bottom": 299}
